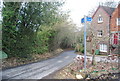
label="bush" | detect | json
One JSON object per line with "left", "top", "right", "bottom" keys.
{"left": 33, "top": 26, "right": 55, "bottom": 54}
{"left": 75, "top": 44, "right": 84, "bottom": 53}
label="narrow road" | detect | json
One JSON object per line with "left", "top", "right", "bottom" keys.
{"left": 1, "top": 50, "right": 77, "bottom": 79}
{"left": 1, "top": 50, "right": 118, "bottom": 80}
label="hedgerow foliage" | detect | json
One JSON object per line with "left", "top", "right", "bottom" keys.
{"left": 2, "top": 2, "right": 63, "bottom": 58}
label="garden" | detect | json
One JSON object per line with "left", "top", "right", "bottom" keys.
{"left": 43, "top": 54, "right": 120, "bottom": 80}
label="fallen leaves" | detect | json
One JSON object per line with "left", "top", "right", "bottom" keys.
{"left": 2, "top": 48, "right": 63, "bottom": 69}
{"left": 45, "top": 55, "right": 119, "bottom": 80}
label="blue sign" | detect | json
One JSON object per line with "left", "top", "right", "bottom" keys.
{"left": 81, "top": 17, "right": 92, "bottom": 23}
{"left": 87, "top": 17, "right": 92, "bottom": 21}
{"left": 81, "top": 18, "right": 84, "bottom": 23}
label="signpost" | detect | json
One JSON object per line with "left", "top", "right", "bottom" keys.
{"left": 81, "top": 16, "right": 92, "bottom": 69}
{"left": 81, "top": 16, "right": 92, "bottom": 23}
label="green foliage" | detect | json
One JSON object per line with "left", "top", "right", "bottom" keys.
{"left": 2, "top": 1, "right": 82, "bottom": 59}
{"left": 2, "top": 2, "right": 64, "bottom": 58}
{"left": 2, "top": 2, "right": 22, "bottom": 57}
{"left": 52, "top": 21, "right": 78, "bottom": 49}
{"left": 60, "top": 37, "right": 69, "bottom": 48}
{"left": 75, "top": 43, "right": 84, "bottom": 53}
{"left": 33, "top": 26, "right": 55, "bottom": 54}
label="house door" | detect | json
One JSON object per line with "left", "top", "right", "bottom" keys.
{"left": 99, "top": 44, "right": 107, "bottom": 52}
{"left": 113, "top": 33, "right": 118, "bottom": 45}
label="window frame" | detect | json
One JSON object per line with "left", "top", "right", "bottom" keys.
{"left": 97, "top": 30, "right": 103, "bottom": 37}
{"left": 116, "top": 18, "right": 120, "bottom": 26}
{"left": 98, "top": 15, "right": 103, "bottom": 23}
{"left": 99, "top": 44, "right": 107, "bottom": 52}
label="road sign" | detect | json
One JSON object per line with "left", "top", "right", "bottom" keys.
{"left": 81, "top": 16, "right": 92, "bottom": 23}
{"left": 87, "top": 17, "right": 92, "bottom": 22}
{"left": 81, "top": 18, "right": 84, "bottom": 23}
{"left": 81, "top": 16, "right": 92, "bottom": 70}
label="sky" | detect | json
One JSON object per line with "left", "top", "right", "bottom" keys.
{"left": 0, "top": 0, "right": 119, "bottom": 25}
{"left": 62, "top": 0, "right": 119, "bottom": 28}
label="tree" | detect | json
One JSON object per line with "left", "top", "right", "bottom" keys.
{"left": 99, "top": 0, "right": 118, "bottom": 8}
{"left": 88, "top": 0, "right": 118, "bottom": 17}
{"left": 2, "top": 2, "right": 64, "bottom": 58}
{"left": 2, "top": 2, "right": 21, "bottom": 57}
{"left": 51, "top": 19, "right": 78, "bottom": 50}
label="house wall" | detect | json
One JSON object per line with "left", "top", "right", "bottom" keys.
{"left": 90, "top": 7, "right": 110, "bottom": 54}
{"left": 110, "top": 4, "right": 120, "bottom": 32}
{"left": 118, "top": 4, "right": 120, "bottom": 49}
{"left": 110, "top": 4, "right": 120, "bottom": 54}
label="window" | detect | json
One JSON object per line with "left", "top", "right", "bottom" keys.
{"left": 99, "top": 44, "right": 107, "bottom": 52}
{"left": 98, "top": 15, "right": 103, "bottom": 23}
{"left": 97, "top": 30, "right": 103, "bottom": 37}
{"left": 116, "top": 18, "right": 120, "bottom": 26}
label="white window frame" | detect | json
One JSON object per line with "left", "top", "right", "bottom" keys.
{"left": 97, "top": 30, "right": 102, "bottom": 37}
{"left": 119, "top": 33, "right": 120, "bottom": 40}
{"left": 98, "top": 15, "right": 103, "bottom": 23}
{"left": 116, "top": 18, "right": 120, "bottom": 26}
{"left": 99, "top": 44, "right": 107, "bottom": 52}
{"left": 112, "top": 34, "right": 114, "bottom": 44}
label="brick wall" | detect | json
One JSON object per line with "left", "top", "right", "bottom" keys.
{"left": 90, "top": 7, "right": 110, "bottom": 54}
{"left": 110, "top": 4, "right": 120, "bottom": 31}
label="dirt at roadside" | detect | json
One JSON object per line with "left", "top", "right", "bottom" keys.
{"left": 2, "top": 48, "right": 64, "bottom": 70}
{"left": 42, "top": 63, "right": 76, "bottom": 79}
{"left": 43, "top": 56, "right": 120, "bottom": 80}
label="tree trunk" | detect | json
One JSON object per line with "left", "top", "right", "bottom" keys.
{"left": 91, "top": 49, "right": 95, "bottom": 65}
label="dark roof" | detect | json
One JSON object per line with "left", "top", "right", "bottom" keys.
{"left": 100, "top": 6, "right": 115, "bottom": 16}
{"left": 92, "top": 6, "right": 115, "bottom": 18}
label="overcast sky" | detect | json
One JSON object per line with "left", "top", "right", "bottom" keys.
{"left": 62, "top": 0, "right": 119, "bottom": 28}
{"left": 0, "top": 0, "right": 119, "bottom": 26}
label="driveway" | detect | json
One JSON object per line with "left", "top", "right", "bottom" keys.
{"left": 1, "top": 50, "right": 77, "bottom": 79}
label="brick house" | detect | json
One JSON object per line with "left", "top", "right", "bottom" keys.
{"left": 110, "top": 4, "right": 120, "bottom": 54}
{"left": 87, "top": 6, "right": 115, "bottom": 54}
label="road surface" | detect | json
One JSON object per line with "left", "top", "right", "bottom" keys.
{"left": 1, "top": 50, "right": 77, "bottom": 79}
{"left": 1, "top": 50, "right": 118, "bottom": 80}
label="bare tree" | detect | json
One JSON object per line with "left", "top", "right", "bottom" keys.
{"left": 99, "top": 0, "right": 118, "bottom": 8}
{"left": 51, "top": 20, "right": 78, "bottom": 50}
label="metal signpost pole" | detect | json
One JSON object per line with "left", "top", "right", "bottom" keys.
{"left": 81, "top": 16, "right": 92, "bottom": 70}
{"left": 84, "top": 15, "right": 87, "bottom": 70}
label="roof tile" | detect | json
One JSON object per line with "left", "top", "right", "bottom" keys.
{"left": 100, "top": 6, "right": 115, "bottom": 16}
